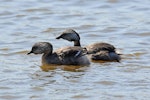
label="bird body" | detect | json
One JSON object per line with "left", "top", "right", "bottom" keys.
{"left": 28, "top": 42, "right": 90, "bottom": 65}
{"left": 56, "top": 29, "right": 121, "bottom": 62}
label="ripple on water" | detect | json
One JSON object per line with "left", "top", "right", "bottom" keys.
{"left": 94, "top": 80, "right": 117, "bottom": 86}
{"left": 0, "top": 95, "right": 23, "bottom": 100}
{"left": 0, "top": 0, "right": 150, "bottom": 99}
{"left": 71, "top": 94, "right": 91, "bottom": 99}
{"left": 40, "top": 64, "right": 89, "bottom": 72}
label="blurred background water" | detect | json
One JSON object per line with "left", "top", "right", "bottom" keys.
{"left": 0, "top": 0, "right": 150, "bottom": 100}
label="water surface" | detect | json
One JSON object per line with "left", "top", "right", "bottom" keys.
{"left": 0, "top": 0, "right": 150, "bottom": 100}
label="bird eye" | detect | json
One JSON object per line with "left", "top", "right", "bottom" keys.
{"left": 32, "top": 46, "right": 38, "bottom": 50}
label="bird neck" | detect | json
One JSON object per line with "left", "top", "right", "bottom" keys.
{"left": 74, "top": 40, "right": 81, "bottom": 46}
{"left": 42, "top": 50, "right": 53, "bottom": 61}
{"left": 42, "top": 51, "right": 53, "bottom": 65}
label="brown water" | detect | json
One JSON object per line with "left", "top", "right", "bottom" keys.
{"left": 0, "top": 0, "right": 150, "bottom": 100}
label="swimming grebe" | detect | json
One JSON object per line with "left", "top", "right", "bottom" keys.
{"left": 28, "top": 42, "right": 90, "bottom": 65}
{"left": 56, "top": 29, "right": 121, "bottom": 62}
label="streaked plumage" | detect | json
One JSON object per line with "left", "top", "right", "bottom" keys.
{"left": 56, "top": 29, "right": 121, "bottom": 62}
{"left": 28, "top": 42, "right": 90, "bottom": 65}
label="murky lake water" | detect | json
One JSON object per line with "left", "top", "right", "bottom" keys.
{"left": 0, "top": 0, "right": 150, "bottom": 100}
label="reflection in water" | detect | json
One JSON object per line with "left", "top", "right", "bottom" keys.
{"left": 92, "top": 59, "right": 120, "bottom": 63}
{"left": 0, "top": 0, "right": 150, "bottom": 99}
{"left": 40, "top": 64, "right": 88, "bottom": 72}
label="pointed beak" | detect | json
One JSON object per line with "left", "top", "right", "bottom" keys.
{"left": 27, "top": 51, "right": 33, "bottom": 55}
{"left": 56, "top": 36, "right": 61, "bottom": 39}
